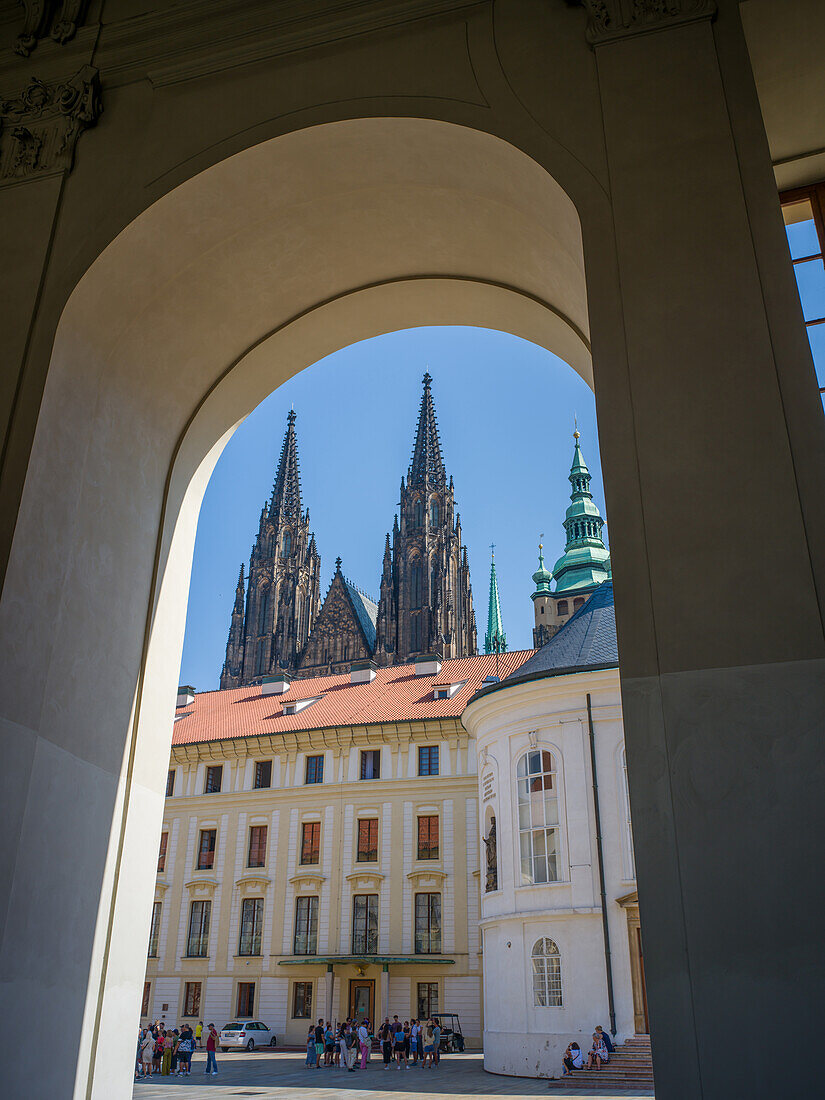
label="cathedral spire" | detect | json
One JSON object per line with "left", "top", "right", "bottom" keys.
{"left": 484, "top": 546, "right": 506, "bottom": 654}
{"left": 408, "top": 372, "right": 446, "bottom": 489}
{"left": 551, "top": 429, "right": 610, "bottom": 593}
{"left": 269, "top": 409, "right": 302, "bottom": 523}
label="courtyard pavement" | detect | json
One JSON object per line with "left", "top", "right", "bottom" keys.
{"left": 132, "top": 1051, "right": 654, "bottom": 1099}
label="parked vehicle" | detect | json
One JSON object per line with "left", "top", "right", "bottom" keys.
{"left": 219, "top": 1021, "right": 276, "bottom": 1051}
{"left": 432, "top": 1013, "right": 464, "bottom": 1052}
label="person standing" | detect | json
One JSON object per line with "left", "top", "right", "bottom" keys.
{"left": 431, "top": 1020, "right": 441, "bottom": 1068}
{"left": 409, "top": 1019, "right": 419, "bottom": 1064}
{"left": 379, "top": 1017, "right": 392, "bottom": 1068}
{"left": 195, "top": 1021, "right": 203, "bottom": 1049}
{"left": 344, "top": 1024, "right": 357, "bottom": 1071}
{"left": 358, "top": 1019, "right": 370, "bottom": 1069}
{"left": 205, "top": 1023, "right": 219, "bottom": 1075}
{"left": 421, "top": 1020, "right": 434, "bottom": 1068}
{"left": 160, "top": 1030, "right": 173, "bottom": 1076}
{"left": 393, "top": 1017, "right": 407, "bottom": 1070}
{"left": 151, "top": 1031, "right": 163, "bottom": 1075}
{"left": 170, "top": 1029, "right": 180, "bottom": 1075}
{"left": 313, "top": 1019, "right": 324, "bottom": 1069}
{"left": 305, "top": 1027, "right": 317, "bottom": 1068}
{"left": 139, "top": 1027, "right": 154, "bottom": 1077}
{"left": 178, "top": 1025, "right": 194, "bottom": 1075}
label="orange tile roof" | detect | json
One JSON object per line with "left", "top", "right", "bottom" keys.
{"left": 172, "top": 651, "right": 535, "bottom": 747}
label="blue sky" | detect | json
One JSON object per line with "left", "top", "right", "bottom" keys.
{"left": 178, "top": 327, "right": 606, "bottom": 690}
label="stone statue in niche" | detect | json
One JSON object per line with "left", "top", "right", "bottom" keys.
{"left": 483, "top": 817, "right": 497, "bottom": 892}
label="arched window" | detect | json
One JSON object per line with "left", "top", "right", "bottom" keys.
{"left": 414, "top": 500, "right": 423, "bottom": 527}
{"left": 622, "top": 748, "right": 635, "bottom": 876}
{"left": 282, "top": 532, "right": 291, "bottom": 557}
{"left": 531, "top": 938, "right": 562, "bottom": 1006}
{"left": 430, "top": 563, "right": 438, "bottom": 601}
{"left": 411, "top": 562, "right": 423, "bottom": 608}
{"left": 254, "top": 637, "right": 267, "bottom": 675}
{"left": 430, "top": 499, "right": 439, "bottom": 525}
{"left": 257, "top": 588, "right": 271, "bottom": 635}
{"left": 573, "top": 597, "right": 585, "bottom": 611}
{"left": 557, "top": 600, "right": 568, "bottom": 616}
{"left": 517, "top": 749, "right": 560, "bottom": 884}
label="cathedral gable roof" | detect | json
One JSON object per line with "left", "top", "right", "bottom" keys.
{"left": 343, "top": 578, "right": 378, "bottom": 650}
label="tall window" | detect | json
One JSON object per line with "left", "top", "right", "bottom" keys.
{"left": 186, "top": 900, "right": 211, "bottom": 957}
{"left": 557, "top": 599, "right": 568, "bottom": 616}
{"left": 517, "top": 750, "right": 560, "bottom": 885}
{"left": 305, "top": 754, "right": 324, "bottom": 784}
{"left": 157, "top": 831, "right": 168, "bottom": 873}
{"left": 351, "top": 894, "right": 379, "bottom": 954}
{"left": 418, "top": 745, "right": 439, "bottom": 776}
{"left": 417, "top": 981, "right": 438, "bottom": 1019}
{"left": 237, "top": 981, "right": 255, "bottom": 1017}
{"left": 414, "top": 500, "right": 423, "bottom": 527}
{"left": 292, "top": 981, "right": 312, "bottom": 1018}
{"left": 357, "top": 818, "right": 378, "bottom": 862}
{"left": 255, "top": 637, "right": 267, "bottom": 675}
{"left": 141, "top": 981, "right": 151, "bottom": 1018}
{"left": 294, "top": 896, "right": 319, "bottom": 955}
{"left": 781, "top": 185, "right": 825, "bottom": 412}
{"left": 238, "top": 898, "right": 264, "bottom": 956}
{"left": 622, "top": 748, "right": 635, "bottom": 876}
{"left": 414, "top": 892, "right": 441, "bottom": 954}
{"left": 417, "top": 815, "right": 439, "bottom": 860}
{"left": 282, "top": 532, "right": 292, "bottom": 557}
{"left": 257, "top": 587, "right": 271, "bottom": 634}
{"left": 300, "top": 821, "right": 320, "bottom": 865}
{"left": 248, "top": 825, "right": 267, "bottom": 868}
{"left": 532, "top": 938, "right": 562, "bottom": 1007}
{"left": 411, "top": 561, "right": 422, "bottom": 607}
{"left": 183, "top": 981, "right": 201, "bottom": 1017}
{"left": 148, "top": 901, "right": 161, "bottom": 957}
{"left": 197, "top": 829, "right": 216, "bottom": 870}
{"left": 360, "top": 749, "right": 380, "bottom": 780}
{"left": 254, "top": 760, "right": 272, "bottom": 789}
{"left": 204, "top": 765, "right": 222, "bottom": 794}
{"left": 166, "top": 769, "right": 175, "bottom": 797}
{"left": 430, "top": 500, "right": 439, "bottom": 525}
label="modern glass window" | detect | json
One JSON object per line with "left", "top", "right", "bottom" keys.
{"left": 351, "top": 894, "right": 379, "bottom": 954}
{"left": 300, "top": 821, "right": 320, "bottom": 865}
{"left": 414, "top": 892, "right": 441, "bottom": 954}
{"left": 418, "top": 745, "right": 439, "bottom": 776}
{"left": 186, "top": 900, "right": 211, "bottom": 957}
{"left": 417, "top": 815, "right": 439, "bottom": 860}
{"left": 141, "top": 981, "right": 151, "bottom": 1017}
{"left": 166, "top": 769, "right": 175, "bottom": 797}
{"left": 781, "top": 185, "right": 825, "bottom": 413}
{"left": 183, "top": 981, "right": 201, "bottom": 1017}
{"left": 357, "top": 818, "right": 378, "bottom": 862}
{"left": 292, "top": 981, "right": 312, "bottom": 1018}
{"left": 254, "top": 760, "right": 272, "bottom": 789}
{"left": 196, "top": 828, "right": 216, "bottom": 870}
{"left": 148, "top": 901, "right": 161, "bottom": 957}
{"left": 157, "top": 831, "right": 168, "bottom": 873}
{"left": 532, "top": 938, "right": 563, "bottom": 1007}
{"left": 517, "top": 750, "right": 560, "bottom": 885}
{"left": 238, "top": 897, "right": 264, "bottom": 956}
{"left": 248, "top": 825, "right": 267, "bottom": 868}
{"left": 204, "top": 765, "right": 222, "bottom": 794}
{"left": 305, "top": 754, "right": 324, "bottom": 784}
{"left": 294, "top": 896, "right": 319, "bottom": 955}
{"left": 237, "top": 981, "right": 255, "bottom": 1017}
{"left": 360, "top": 749, "right": 380, "bottom": 780}
{"left": 417, "top": 981, "right": 439, "bottom": 1019}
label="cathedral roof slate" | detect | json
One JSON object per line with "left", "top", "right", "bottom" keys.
{"left": 172, "top": 650, "right": 534, "bottom": 746}
{"left": 343, "top": 578, "right": 378, "bottom": 650}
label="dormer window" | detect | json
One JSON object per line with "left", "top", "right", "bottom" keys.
{"left": 282, "top": 695, "right": 323, "bottom": 716}
{"left": 432, "top": 680, "right": 466, "bottom": 700}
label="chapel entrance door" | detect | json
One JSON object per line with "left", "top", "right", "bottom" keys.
{"left": 349, "top": 979, "right": 375, "bottom": 1023}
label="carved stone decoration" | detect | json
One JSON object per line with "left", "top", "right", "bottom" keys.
{"left": 579, "top": 0, "right": 717, "bottom": 46}
{"left": 483, "top": 818, "right": 497, "bottom": 893}
{"left": 0, "top": 65, "right": 100, "bottom": 184}
{"left": 14, "top": 0, "right": 88, "bottom": 57}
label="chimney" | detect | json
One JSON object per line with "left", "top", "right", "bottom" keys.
{"left": 262, "top": 672, "right": 292, "bottom": 696}
{"left": 176, "top": 685, "right": 195, "bottom": 707}
{"left": 414, "top": 653, "right": 442, "bottom": 677}
{"left": 350, "top": 660, "right": 377, "bottom": 685}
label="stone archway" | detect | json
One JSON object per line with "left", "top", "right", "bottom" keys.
{"left": 0, "top": 118, "right": 604, "bottom": 1098}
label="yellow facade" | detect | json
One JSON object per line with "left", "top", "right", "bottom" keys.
{"left": 143, "top": 717, "right": 483, "bottom": 1046}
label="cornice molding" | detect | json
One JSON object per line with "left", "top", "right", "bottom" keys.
{"left": 579, "top": 0, "right": 716, "bottom": 47}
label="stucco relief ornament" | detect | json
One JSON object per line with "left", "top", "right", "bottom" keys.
{"left": 578, "top": 0, "right": 716, "bottom": 45}
{"left": 13, "top": 0, "right": 89, "bottom": 56}
{"left": 0, "top": 65, "right": 101, "bottom": 183}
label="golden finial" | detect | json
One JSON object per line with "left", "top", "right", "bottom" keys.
{"left": 573, "top": 413, "right": 580, "bottom": 440}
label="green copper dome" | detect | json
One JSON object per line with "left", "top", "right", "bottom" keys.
{"left": 551, "top": 431, "right": 611, "bottom": 594}
{"left": 531, "top": 543, "right": 553, "bottom": 599}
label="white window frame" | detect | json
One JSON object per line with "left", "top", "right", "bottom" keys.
{"left": 531, "top": 937, "right": 563, "bottom": 1007}
{"left": 516, "top": 748, "right": 562, "bottom": 885}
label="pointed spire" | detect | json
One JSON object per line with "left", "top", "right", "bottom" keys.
{"left": 269, "top": 409, "right": 302, "bottom": 523}
{"left": 484, "top": 545, "right": 507, "bottom": 654}
{"left": 551, "top": 429, "right": 610, "bottom": 594}
{"left": 408, "top": 372, "right": 446, "bottom": 489}
{"left": 531, "top": 538, "right": 553, "bottom": 598}
{"left": 233, "top": 563, "right": 245, "bottom": 611}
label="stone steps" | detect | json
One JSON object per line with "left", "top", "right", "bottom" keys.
{"left": 551, "top": 1034, "right": 654, "bottom": 1092}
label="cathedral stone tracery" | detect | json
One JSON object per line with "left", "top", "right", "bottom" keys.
{"left": 220, "top": 374, "right": 476, "bottom": 686}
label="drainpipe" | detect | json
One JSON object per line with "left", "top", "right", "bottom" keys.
{"left": 587, "top": 692, "right": 617, "bottom": 1036}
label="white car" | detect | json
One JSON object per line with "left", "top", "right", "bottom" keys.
{"left": 219, "top": 1021, "right": 276, "bottom": 1051}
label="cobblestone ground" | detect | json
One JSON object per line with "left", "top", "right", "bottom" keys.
{"left": 132, "top": 1051, "right": 655, "bottom": 1099}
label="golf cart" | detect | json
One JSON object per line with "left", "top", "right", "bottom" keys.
{"left": 432, "top": 1013, "right": 465, "bottom": 1052}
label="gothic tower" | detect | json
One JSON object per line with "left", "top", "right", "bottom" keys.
{"left": 220, "top": 410, "right": 321, "bottom": 687}
{"left": 375, "top": 373, "right": 476, "bottom": 663}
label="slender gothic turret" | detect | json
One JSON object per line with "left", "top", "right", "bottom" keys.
{"left": 484, "top": 547, "right": 506, "bottom": 654}
{"left": 551, "top": 429, "right": 610, "bottom": 593}
{"left": 375, "top": 373, "right": 476, "bottom": 663}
